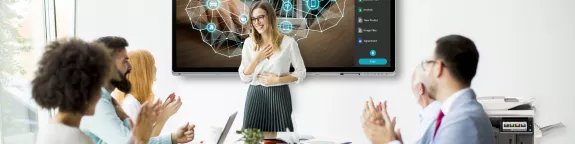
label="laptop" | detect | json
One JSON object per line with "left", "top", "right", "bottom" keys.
{"left": 217, "top": 111, "right": 238, "bottom": 144}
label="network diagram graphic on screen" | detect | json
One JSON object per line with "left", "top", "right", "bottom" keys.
{"left": 174, "top": 0, "right": 394, "bottom": 72}
{"left": 185, "top": 0, "right": 347, "bottom": 58}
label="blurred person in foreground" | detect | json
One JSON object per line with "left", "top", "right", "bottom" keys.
{"left": 33, "top": 38, "right": 159, "bottom": 144}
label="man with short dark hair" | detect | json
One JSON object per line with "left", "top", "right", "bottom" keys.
{"left": 80, "top": 36, "right": 195, "bottom": 144}
{"left": 362, "top": 34, "right": 496, "bottom": 144}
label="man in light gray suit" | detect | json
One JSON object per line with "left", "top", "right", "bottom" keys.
{"left": 362, "top": 34, "right": 496, "bottom": 144}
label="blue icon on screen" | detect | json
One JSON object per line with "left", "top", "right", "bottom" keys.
{"left": 370, "top": 50, "right": 376, "bottom": 56}
{"left": 358, "top": 37, "right": 363, "bottom": 44}
{"left": 279, "top": 21, "right": 293, "bottom": 34}
{"left": 206, "top": 23, "right": 216, "bottom": 32}
{"left": 207, "top": 0, "right": 220, "bottom": 10}
{"left": 309, "top": 0, "right": 319, "bottom": 10}
{"left": 239, "top": 14, "right": 249, "bottom": 24}
{"left": 283, "top": 2, "right": 293, "bottom": 12}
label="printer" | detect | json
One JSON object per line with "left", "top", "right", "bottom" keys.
{"left": 478, "top": 96, "right": 536, "bottom": 144}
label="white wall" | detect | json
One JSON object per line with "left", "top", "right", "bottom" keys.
{"left": 76, "top": 0, "right": 573, "bottom": 143}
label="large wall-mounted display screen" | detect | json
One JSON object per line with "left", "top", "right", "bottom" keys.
{"left": 173, "top": 0, "right": 394, "bottom": 73}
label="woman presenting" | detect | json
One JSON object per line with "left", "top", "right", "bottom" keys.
{"left": 238, "top": 1, "right": 306, "bottom": 139}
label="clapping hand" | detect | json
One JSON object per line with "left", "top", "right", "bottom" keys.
{"left": 131, "top": 99, "right": 163, "bottom": 144}
{"left": 164, "top": 92, "right": 176, "bottom": 104}
{"left": 172, "top": 122, "right": 196, "bottom": 143}
{"left": 361, "top": 97, "right": 401, "bottom": 144}
{"left": 160, "top": 93, "right": 182, "bottom": 121}
{"left": 362, "top": 97, "right": 385, "bottom": 125}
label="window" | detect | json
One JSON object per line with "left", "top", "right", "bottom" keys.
{"left": 0, "top": 0, "right": 75, "bottom": 143}
{"left": 55, "top": 0, "right": 76, "bottom": 38}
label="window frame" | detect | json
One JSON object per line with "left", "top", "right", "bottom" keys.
{"left": 0, "top": 0, "right": 75, "bottom": 143}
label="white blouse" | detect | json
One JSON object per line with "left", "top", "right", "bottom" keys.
{"left": 238, "top": 36, "right": 306, "bottom": 86}
{"left": 36, "top": 123, "right": 94, "bottom": 144}
{"left": 121, "top": 94, "right": 142, "bottom": 121}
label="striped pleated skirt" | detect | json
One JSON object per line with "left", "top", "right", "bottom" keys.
{"left": 243, "top": 85, "right": 294, "bottom": 132}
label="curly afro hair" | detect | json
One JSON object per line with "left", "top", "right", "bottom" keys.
{"left": 32, "top": 38, "right": 115, "bottom": 113}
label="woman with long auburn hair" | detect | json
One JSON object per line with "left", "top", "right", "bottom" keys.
{"left": 113, "top": 49, "right": 183, "bottom": 137}
{"left": 238, "top": 1, "right": 307, "bottom": 139}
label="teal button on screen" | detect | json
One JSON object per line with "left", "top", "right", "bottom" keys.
{"left": 359, "top": 58, "right": 387, "bottom": 65}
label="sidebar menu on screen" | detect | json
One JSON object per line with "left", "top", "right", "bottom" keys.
{"left": 354, "top": 0, "right": 392, "bottom": 67}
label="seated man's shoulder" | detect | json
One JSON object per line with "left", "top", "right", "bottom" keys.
{"left": 436, "top": 115, "right": 495, "bottom": 144}
{"left": 442, "top": 113, "right": 476, "bottom": 127}
{"left": 443, "top": 101, "right": 492, "bottom": 130}
{"left": 440, "top": 106, "right": 495, "bottom": 143}
{"left": 451, "top": 99, "right": 488, "bottom": 117}
{"left": 81, "top": 93, "right": 117, "bottom": 125}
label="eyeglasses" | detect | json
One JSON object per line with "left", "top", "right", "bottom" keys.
{"left": 420, "top": 60, "right": 437, "bottom": 71}
{"left": 251, "top": 15, "right": 266, "bottom": 23}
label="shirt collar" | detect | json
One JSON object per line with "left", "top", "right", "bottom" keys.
{"left": 440, "top": 87, "right": 471, "bottom": 114}
{"left": 101, "top": 87, "right": 112, "bottom": 100}
{"left": 419, "top": 101, "right": 442, "bottom": 120}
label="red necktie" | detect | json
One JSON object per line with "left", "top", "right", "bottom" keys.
{"left": 433, "top": 110, "right": 445, "bottom": 139}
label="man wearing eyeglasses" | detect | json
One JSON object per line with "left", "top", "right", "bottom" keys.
{"left": 362, "top": 34, "right": 496, "bottom": 144}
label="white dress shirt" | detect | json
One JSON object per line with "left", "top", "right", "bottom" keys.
{"left": 418, "top": 101, "right": 441, "bottom": 139}
{"left": 121, "top": 94, "right": 141, "bottom": 121}
{"left": 386, "top": 101, "right": 441, "bottom": 144}
{"left": 238, "top": 36, "right": 306, "bottom": 86}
